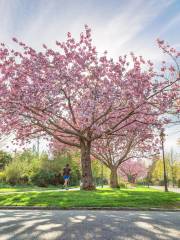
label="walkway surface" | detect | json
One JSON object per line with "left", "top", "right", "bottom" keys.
{"left": 0, "top": 187, "right": 80, "bottom": 195}
{"left": 0, "top": 210, "right": 179, "bottom": 240}
{"left": 150, "top": 186, "right": 180, "bottom": 193}
{"left": 0, "top": 186, "right": 108, "bottom": 195}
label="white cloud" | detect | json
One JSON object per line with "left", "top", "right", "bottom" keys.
{"left": 0, "top": 0, "right": 175, "bottom": 59}
{"left": 92, "top": 0, "right": 174, "bottom": 57}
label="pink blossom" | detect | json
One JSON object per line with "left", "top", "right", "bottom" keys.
{"left": 0, "top": 27, "right": 179, "bottom": 189}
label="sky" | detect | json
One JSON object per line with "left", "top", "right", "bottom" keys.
{"left": 0, "top": 0, "right": 180, "bottom": 154}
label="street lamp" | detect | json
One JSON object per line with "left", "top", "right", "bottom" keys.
{"left": 160, "top": 129, "right": 168, "bottom": 192}
{"left": 101, "top": 161, "right": 104, "bottom": 188}
{"left": 37, "top": 136, "right": 40, "bottom": 156}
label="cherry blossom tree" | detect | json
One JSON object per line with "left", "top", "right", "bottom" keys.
{"left": 0, "top": 26, "right": 179, "bottom": 190}
{"left": 91, "top": 125, "right": 159, "bottom": 188}
{"left": 118, "top": 159, "right": 147, "bottom": 184}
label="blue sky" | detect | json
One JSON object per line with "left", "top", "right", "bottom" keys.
{"left": 1, "top": 0, "right": 180, "bottom": 59}
{"left": 0, "top": 0, "right": 180, "bottom": 153}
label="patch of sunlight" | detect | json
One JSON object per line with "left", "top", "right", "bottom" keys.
{"left": 139, "top": 215, "right": 152, "bottom": 220}
{"left": 69, "top": 215, "right": 86, "bottom": 223}
{"left": 98, "top": 190, "right": 129, "bottom": 197}
{"left": 36, "top": 223, "right": 62, "bottom": 230}
{"left": 40, "top": 231, "right": 64, "bottom": 239}
{"left": 136, "top": 222, "right": 180, "bottom": 239}
{"left": 135, "top": 221, "right": 162, "bottom": 234}
{"left": 0, "top": 188, "right": 18, "bottom": 192}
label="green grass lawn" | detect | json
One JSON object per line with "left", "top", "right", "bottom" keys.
{"left": 0, "top": 186, "right": 179, "bottom": 209}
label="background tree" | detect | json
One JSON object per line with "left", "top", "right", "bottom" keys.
{"left": 118, "top": 159, "right": 147, "bottom": 184}
{"left": 168, "top": 149, "right": 177, "bottom": 187}
{"left": 148, "top": 154, "right": 180, "bottom": 186}
{"left": 91, "top": 126, "right": 159, "bottom": 188}
{"left": 0, "top": 150, "right": 12, "bottom": 169}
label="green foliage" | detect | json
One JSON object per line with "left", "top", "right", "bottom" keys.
{"left": 0, "top": 150, "right": 12, "bottom": 169}
{"left": 1, "top": 150, "right": 111, "bottom": 187}
{"left": 91, "top": 159, "right": 110, "bottom": 185}
{"left": 178, "top": 179, "right": 180, "bottom": 188}
{"left": 148, "top": 155, "right": 180, "bottom": 186}
{"left": 2, "top": 150, "right": 81, "bottom": 187}
{"left": 32, "top": 152, "right": 109, "bottom": 187}
{"left": 0, "top": 172, "right": 6, "bottom": 182}
{"left": 31, "top": 170, "right": 58, "bottom": 187}
{"left": 4, "top": 160, "right": 25, "bottom": 185}
{"left": 54, "top": 151, "right": 81, "bottom": 185}
{"left": 119, "top": 182, "right": 128, "bottom": 188}
{"left": 3, "top": 150, "right": 39, "bottom": 185}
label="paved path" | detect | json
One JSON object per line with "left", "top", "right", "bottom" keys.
{"left": 0, "top": 187, "right": 80, "bottom": 195}
{"left": 0, "top": 210, "right": 179, "bottom": 240}
{"left": 0, "top": 186, "right": 109, "bottom": 195}
{"left": 150, "top": 186, "right": 180, "bottom": 193}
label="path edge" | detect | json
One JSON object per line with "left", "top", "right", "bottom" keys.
{"left": 0, "top": 206, "right": 179, "bottom": 212}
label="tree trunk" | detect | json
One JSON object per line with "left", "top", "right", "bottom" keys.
{"left": 80, "top": 140, "right": 95, "bottom": 190}
{"left": 110, "top": 167, "right": 119, "bottom": 188}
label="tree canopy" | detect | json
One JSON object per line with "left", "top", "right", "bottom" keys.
{"left": 0, "top": 26, "right": 179, "bottom": 189}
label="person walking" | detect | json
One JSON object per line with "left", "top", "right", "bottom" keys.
{"left": 63, "top": 164, "right": 71, "bottom": 190}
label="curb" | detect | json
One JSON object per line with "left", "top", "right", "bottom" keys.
{"left": 0, "top": 206, "right": 179, "bottom": 212}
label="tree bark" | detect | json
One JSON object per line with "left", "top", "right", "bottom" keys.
{"left": 80, "top": 140, "right": 95, "bottom": 190}
{"left": 110, "top": 167, "right": 119, "bottom": 188}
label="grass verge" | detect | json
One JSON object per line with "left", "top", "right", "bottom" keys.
{"left": 0, "top": 187, "right": 179, "bottom": 209}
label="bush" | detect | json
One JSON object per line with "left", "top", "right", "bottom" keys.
{"left": 119, "top": 182, "right": 127, "bottom": 188}
{"left": 91, "top": 159, "right": 110, "bottom": 186}
{"left": 30, "top": 166, "right": 66, "bottom": 187}
{"left": 4, "top": 161, "right": 23, "bottom": 185}
{"left": 30, "top": 150, "right": 81, "bottom": 187}
{"left": 4, "top": 159, "right": 27, "bottom": 185}
{"left": 52, "top": 151, "right": 81, "bottom": 186}
{"left": 0, "top": 151, "right": 12, "bottom": 169}
{"left": 3, "top": 150, "right": 39, "bottom": 185}
{"left": 2, "top": 150, "right": 82, "bottom": 187}
{"left": 31, "top": 170, "right": 60, "bottom": 187}
{"left": 0, "top": 172, "right": 6, "bottom": 182}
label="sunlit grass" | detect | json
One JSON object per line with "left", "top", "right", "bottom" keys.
{"left": 0, "top": 187, "right": 179, "bottom": 209}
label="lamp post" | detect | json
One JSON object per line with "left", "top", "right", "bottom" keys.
{"left": 101, "top": 161, "right": 104, "bottom": 188}
{"left": 37, "top": 136, "right": 40, "bottom": 156}
{"left": 160, "top": 129, "right": 168, "bottom": 192}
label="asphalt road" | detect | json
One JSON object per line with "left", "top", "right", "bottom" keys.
{"left": 0, "top": 210, "right": 179, "bottom": 240}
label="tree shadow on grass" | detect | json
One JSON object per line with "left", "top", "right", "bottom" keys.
{"left": 0, "top": 189, "right": 179, "bottom": 208}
